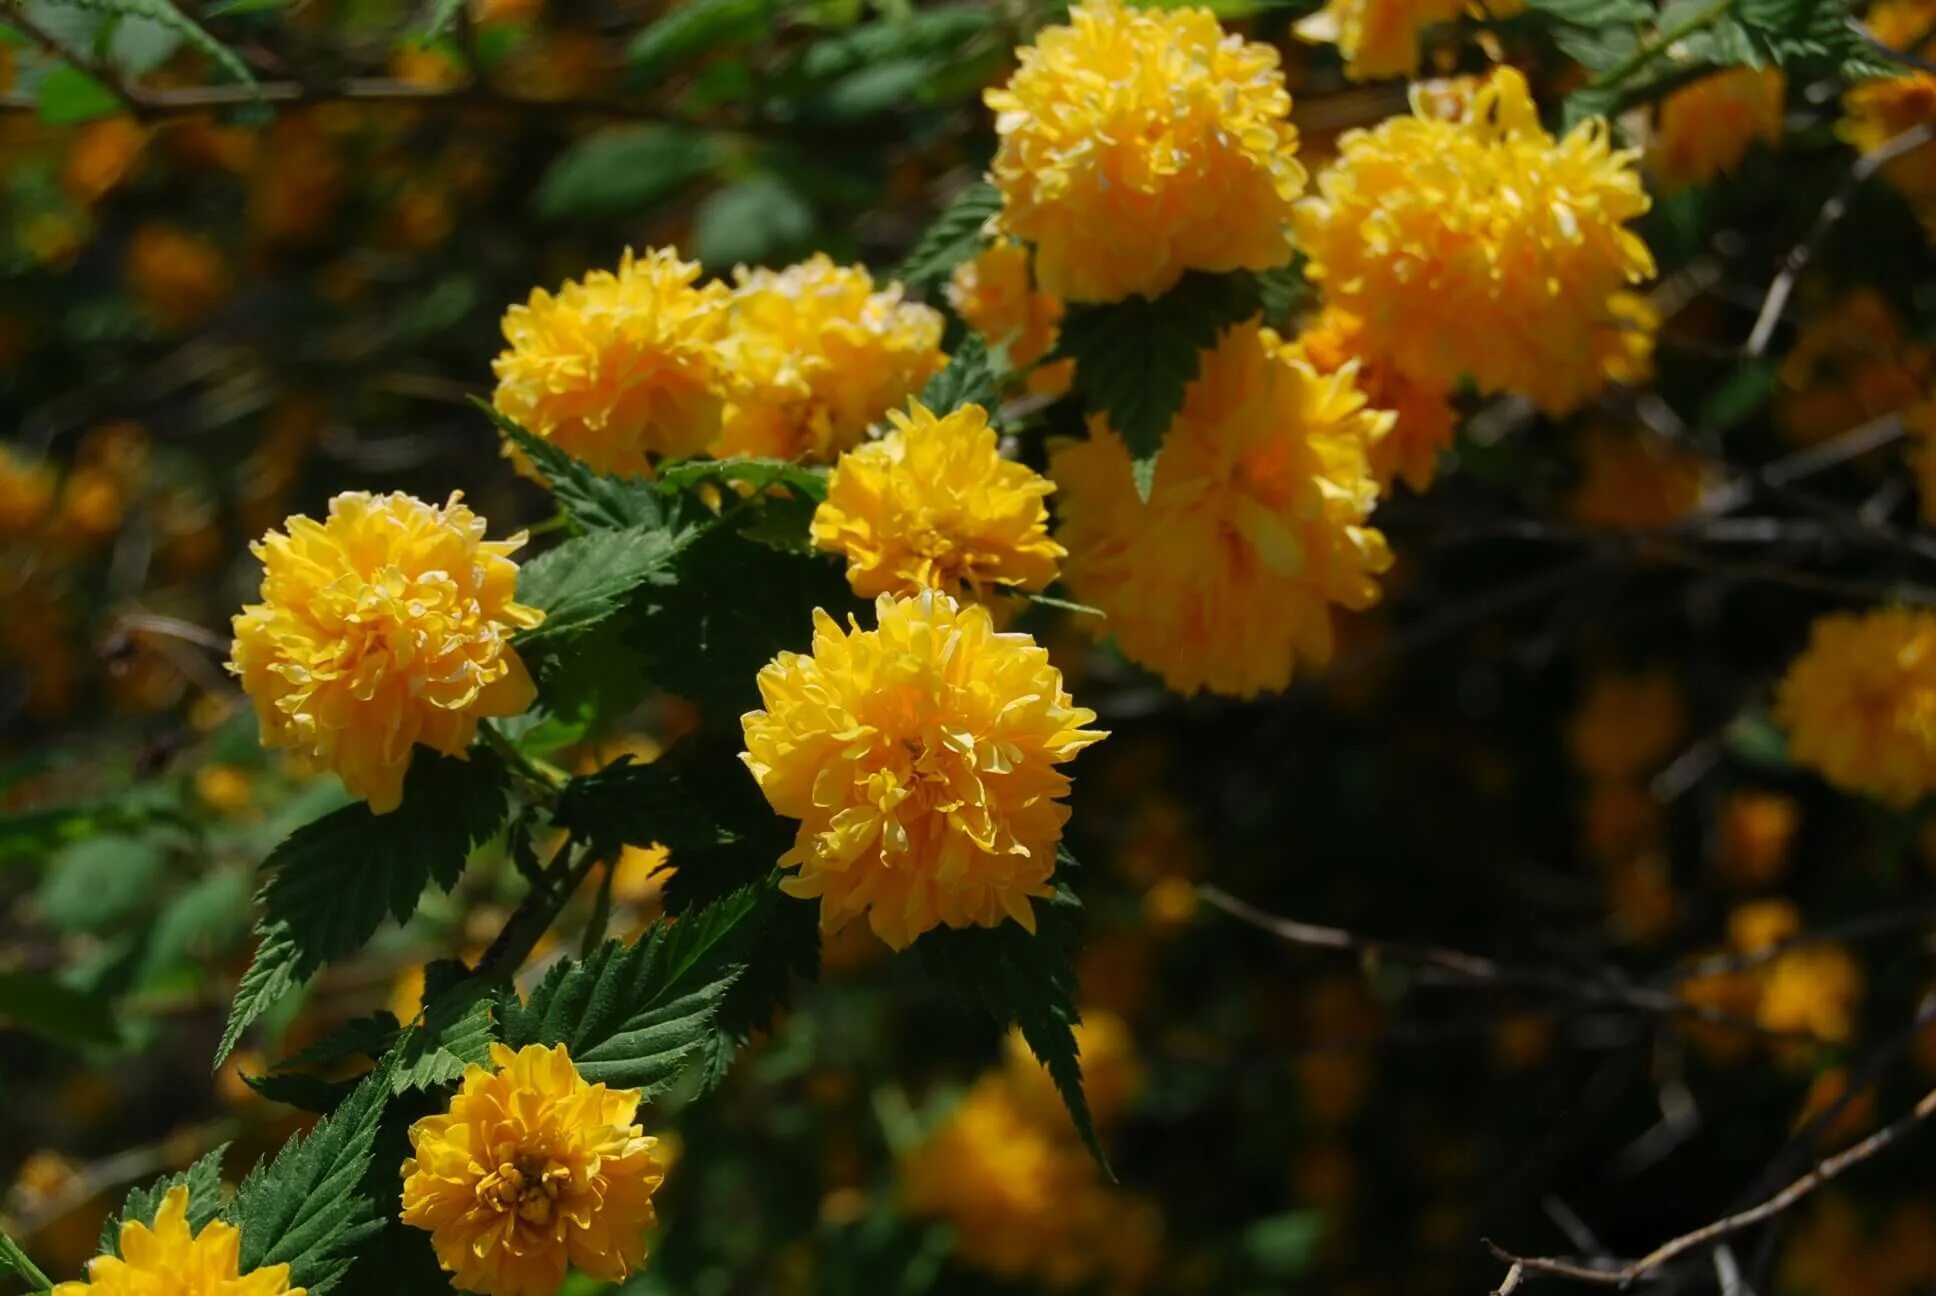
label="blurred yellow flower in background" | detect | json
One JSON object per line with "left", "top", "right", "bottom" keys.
{"left": 716, "top": 254, "right": 944, "bottom": 462}
{"left": 1294, "top": 0, "right": 1465, "bottom": 81}
{"left": 228, "top": 491, "right": 543, "bottom": 814}
{"left": 812, "top": 400, "right": 1062, "bottom": 601}
{"left": 1568, "top": 669, "right": 1685, "bottom": 782}
{"left": 0, "top": 443, "right": 56, "bottom": 537}
{"left": 53, "top": 1186, "right": 303, "bottom": 1296}
{"left": 1569, "top": 428, "right": 1710, "bottom": 530}
{"left": 493, "top": 247, "right": 729, "bottom": 476}
{"left": 1760, "top": 944, "right": 1863, "bottom": 1044}
{"left": 741, "top": 591, "right": 1104, "bottom": 950}
{"left": 125, "top": 224, "right": 231, "bottom": 331}
{"left": 1051, "top": 322, "right": 1392, "bottom": 698}
{"left": 1775, "top": 289, "right": 1932, "bottom": 444}
{"left": 1840, "top": 0, "right": 1936, "bottom": 235}
{"left": 1776, "top": 608, "right": 1936, "bottom": 805}
{"left": 985, "top": 0, "right": 1305, "bottom": 303}
{"left": 1649, "top": 67, "right": 1784, "bottom": 190}
{"left": 402, "top": 1043, "right": 665, "bottom": 1296}
{"left": 1294, "top": 67, "right": 1655, "bottom": 414}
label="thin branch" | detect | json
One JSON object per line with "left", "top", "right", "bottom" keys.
{"left": 1485, "top": 1085, "right": 1936, "bottom": 1288}
{"left": 1745, "top": 123, "right": 1936, "bottom": 357}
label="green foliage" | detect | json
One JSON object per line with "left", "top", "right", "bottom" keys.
{"left": 34, "top": 64, "right": 120, "bottom": 124}
{"left": 0, "top": 969, "right": 120, "bottom": 1048}
{"left": 917, "top": 852, "right": 1106, "bottom": 1173}
{"left": 477, "top": 401, "right": 677, "bottom": 535}
{"left": 101, "top": 1144, "right": 229, "bottom": 1254}
{"left": 514, "top": 525, "right": 694, "bottom": 671}
{"left": 0, "top": 1228, "right": 50, "bottom": 1291}
{"left": 215, "top": 751, "right": 511, "bottom": 1067}
{"left": 655, "top": 456, "right": 829, "bottom": 500}
{"left": 921, "top": 331, "right": 998, "bottom": 414}
{"left": 1059, "top": 270, "right": 1264, "bottom": 500}
{"left": 37, "top": 834, "right": 167, "bottom": 933}
{"left": 47, "top": 0, "right": 258, "bottom": 87}
{"left": 230, "top": 1061, "right": 398, "bottom": 1294}
{"left": 630, "top": 0, "right": 771, "bottom": 80}
{"left": 534, "top": 126, "right": 726, "bottom": 224}
{"left": 895, "top": 182, "right": 1002, "bottom": 287}
{"left": 694, "top": 175, "right": 818, "bottom": 270}
{"left": 392, "top": 984, "right": 497, "bottom": 1092}
{"left": 499, "top": 882, "right": 782, "bottom": 1093}
{"left": 244, "top": 1012, "right": 399, "bottom": 1110}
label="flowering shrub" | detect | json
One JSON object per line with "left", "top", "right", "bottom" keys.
{"left": 3, "top": 0, "right": 1936, "bottom": 1292}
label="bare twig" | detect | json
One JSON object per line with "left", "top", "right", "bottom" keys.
{"left": 1745, "top": 123, "right": 1936, "bottom": 357}
{"left": 1485, "top": 1085, "right": 1936, "bottom": 1288}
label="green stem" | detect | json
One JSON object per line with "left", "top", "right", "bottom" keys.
{"left": 479, "top": 722, "right": 566, "bottom": 804}
{"left": 479, "top": 836, "right": 602, "bottom": 981}
{"left": 0, "top": 1232, "right": 53, "bottom": 1292}
{"left": 1587, "top": 0, "right": 1738, "bottom": 92}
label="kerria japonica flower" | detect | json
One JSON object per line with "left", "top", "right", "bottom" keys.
{"left": 53, "top": 1187, "right": 302, "bottom": 1296}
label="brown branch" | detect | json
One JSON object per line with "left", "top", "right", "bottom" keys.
{"left": 1485, "top": 1085, "right": 1936, "bottom": 1288}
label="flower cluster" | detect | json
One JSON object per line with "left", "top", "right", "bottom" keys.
{"left": 492, "top": 248, "right": 729, "bottom": 476}
{"left": 1650, "top": 67, "right": 1785, "bottom": 191}
{"left": 1775, "top": 608, "right": 1936, "bottom": 806}
{"left": 1293, "top": 67, "right": 1655, "bottom": 414}
{"left": 54, "top": 1187, "right": 302, "bottom": 1296}
{"left": 1051, "top": 321, "right": 1393, "bottom": 697}
{"left": 812, "top": 400, "right": 1063, "bottom": 601}
{"left": 228, "top": 491, "right": 543, "bottom": 813}
{"left": 716, "top": 254, "right": 946, "bottom": 461}
{"left": 1285, "top": 305, "right": 1457, "bottom": 493}
{"left": 740, "top": 591, "right": 1105, "bottom": 950}
{"left": 947, "top": 240, "right": 1065, "bottom": 373}
{"left": 402, "top": 1043, "right": 666, "bottom": 1296}
{"left": 985, "top": 0, "right": 1305, "bottom": 303}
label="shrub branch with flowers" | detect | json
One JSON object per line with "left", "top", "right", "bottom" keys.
{"left": 8, "top": 0, "right": 1936, "bottom": 1289}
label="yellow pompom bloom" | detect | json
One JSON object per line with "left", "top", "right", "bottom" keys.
{"left": 401, "top": 1043, "right": 666, "bottom": 1296}
{"left": 1050, "top": 321, "right": 1393, "bottom": 698}
{"left": 229, "top": 492, "right": 544, "bottom": 815}
{"left": 947, "top": 240, "right": 1064, "bottom": 369}
{"left": 1293, "top": 68, "right": 1656, "bottom": 414}
{"left": 0, "top": 443, "right": 57, "bottom": 537}
{"left": 1775, "top": 608, "right": 1936, "bottom": 806}
{"left": 492, "top": 248, "right": 728, "bottom": 476}
{"left": 1776, "top": 289, "right": 1933, "bottom": 445}
{"left": 1293, "top": 0, "right": 1464, "bottom": 81}
{"left": 53, "top": 1186, "right": 303, "bottom": 1296}
{"left": 1759, "top": 944, "right": 1864, "bottom": 1044}
{"left": 1649, "top": 67, "right": 1784, "bottom": 191}
{"left": 811, "top": 401, "right": 1063, "bottom": 601}
{"left": 985, "top": 0, "right": 1306, "bottom": 303}
{"left": 1570, "top": 428, "right": 1710, "bottom": 530}
{"left": 1286, "top": 305, "right": 1458, "bottom": 493}
{"left": 715, "top": 255, "right": 945, "bottom": 462}
{"left": 740, "top": 591, "right": 1105, "bottom": 951}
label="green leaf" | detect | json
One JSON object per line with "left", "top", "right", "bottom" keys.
{"left": 895, "top": 182, "right": 1001, "bottom": 287}
{"left": 49, "top": 0, "right": 258, "bottom": 88}
{"left": 0, "top": 1228, "right": 51, "bottom": 1291}
{"left": 654, "top": 456, "right": 829, "bottom": 500}
{"left": 514, "top": 525, "right": 693, "bottom": 668}
{"left": 499, "top": 884, "right": 769, "bottom": 1093}
{"left": 1522, "top": 0, "right": 1651, "bottom": 25}
{"left": 918, "top": 851, "right": 1107, "bottom": 1173}
{"left": 392, "top": 984, "right": 497, "bottom": 1092}
{"left": 1242, "top": 1211, "right": 1324, "bottom": 1278}
{"left": 554, "top": 751, "right": 758, "bottom": 858}
{"left": 1059, "top": 271, "right": 1263, "bottom": 501}
{"left": 244, "top": 1013, "right": 398, "bottom": 1112}
{"left": 101, "top": 1145, "right": 229, "bottom": 1255}
{"left": 37, "top": 834, "right": 167, "bottom": 933}
{"left": 534, "top": 125, "right": 725, "bottom": 223}
{"left": 0, "top": 970, "right": 120, "bottom": 1048}
{"left": 36, "top": 64, "right": 121, "bottom": 124}
{"left": 921, "top": 331, "right": 997, "bottom": 414}
{"left": 629, "top": 0, "right": 769, "bottom": 81}
{"left": 797, "top": 5, "right": 997, "bottom": 77}
{"left": 230, "top": 1061, "right": 396, "bottom": 1294}
{"left": 693, "top": 175, "right": 817, "bottom": 271}
{"left": 140, "top": 868, "right": 254, "bottom": 981}
{"left": 418, "top": 0, "right": 464, "bottom": 38}
{"left": 214, "top": 751, "right": 510, "bottom": 1068}
{"left": 474, "top": 399, "right": 671, "bottom": 534}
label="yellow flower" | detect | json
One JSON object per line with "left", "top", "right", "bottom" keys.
{"left": 1717, "top": 790, "right": 1799, "bottom": 888}
{"left": 492, "top": 248, "right": 728, "bottom": 476}
{"left": 811, "top": 400, "right": 1064, "bottom": 601}
{"left": 125, "top": 224, "right": 231, "bottom": 330}
{"left": 1570, "top": 427, "right": 1710, "bottom": 530}
{"left": 1840, "top": 0, "right": 1936, "bottom": 236}
{"left": 1293, "top": 0, "right": 1465, "bottom": 81}
{"left": 1759, "top": 944, "right": 1863, "bottom": 1044}
{"left": 1050, "top": 321, "right": 1393, "bottom": 698}
{"left": 946, "top": 240, "right": 1064, "bottom": 369}
{"left": 0, "top": 442, "right": 56, "bottom": 537}
{"left": 1776, "top": 289, "right": 1932, "bottom": 445}
{"left": 228, "top": 491, "right": 544, "bottom": 814}
{"left": 740, "top": 591, "right": 1105, "bottom": 951}
{"left": 715, "top": 254, "right": 945, "bottom": 462}
{"left": 985, "top": 0, "right": 1306, "bottom": 303}
{"left": 1285, "top": 305, "right": 1458, "bottom": 493}
{"left": 1775, "top": 608, "right": 1936, "bottom": 806}
{"left": 401, "top": 1043, "right": 666, "bottom": 1296}
{"left": 1293, "top": 67, "right": 1656, "bottom": 414}
{"left": 53, "top": 1186, "right": 303, "bottom": 1296}
{"left": 1649, "top": 67, "right": 1784, "bottom": 190}
{"left": 1567, "top": 669, "right": 1685, "bottom": 781}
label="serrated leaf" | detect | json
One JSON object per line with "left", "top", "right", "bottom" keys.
{"left": 1522, "top": 0, "right": 1651, "bottom": 24}
{"left": 47, "top": 0, "right": 257, "bottom": 88}
{"left": 1059, "top": 271, "right": 1263, "bottom": 500}
{"left": 654, "top": 456, "right": 829, "bottom": 501}
{"left": 554, "top": 751, "right": 757, "bottom": 857}
{"left": 392, "top": 985, "right": 496, "bottom": 1092}
{"left": 215, "top": 752, "right": 510, "bottom": 1067}
{"left": 514, "top": 525, "right": 693, "bottom": 665}
{"left": 917, "top": 852, "right": 1107, "bottom": 1173}
{"left": 896, "top": 182, "right": 1002, "bottom": 287}
{"left": 475, "top": 399, "right": 670, "bottom": 534}
{"left": 229, "top": 1061, "right": 395, "bottom": 1294}
{"left": 500, "top": 882, "right": 775, "bottom": 1093}
{"left": 534, "top": 125, "right": 725, "bottom": 224}
{"left": 101, "top": 1145, "right": 229, "bottom": 1255}
{"left": 921, "top": 331, "right": 997, "bottom": 413}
